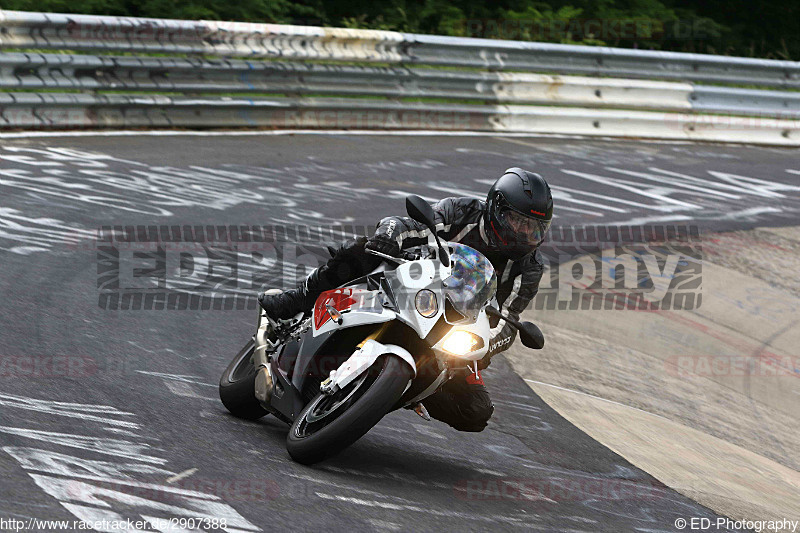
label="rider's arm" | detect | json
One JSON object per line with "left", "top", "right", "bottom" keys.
{"left": 372, "top": 197, "right": 484, "bottom": 250}
{"left": 480, "top": 252, "right": 544, "bottom": 368}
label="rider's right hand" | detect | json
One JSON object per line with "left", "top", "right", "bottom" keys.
{"left": 365, "top": 234, "right": 401, "bottom": 258}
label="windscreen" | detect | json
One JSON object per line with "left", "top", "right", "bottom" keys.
{"left": 442, "top": 243, "right": 497, "bottom": 321}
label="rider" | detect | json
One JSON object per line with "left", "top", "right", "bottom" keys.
{"left": 260, "top": 168, "right": 552, "bottom": 432}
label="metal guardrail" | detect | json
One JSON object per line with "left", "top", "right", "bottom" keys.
{"left": 3, "top": 92, "right": 795, "bottom": 145}
{"left": 406, "top": 35, "right": 800, "bottom": 88}
{"left": 0, "top": 53, "right": 696, "bottom": 110}
{"left": 1, "top": 10, "right": 799, "bottom": 144}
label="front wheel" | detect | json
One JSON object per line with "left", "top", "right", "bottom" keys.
{"left": 286, "top": 354, "right": 413, "bottom": 465}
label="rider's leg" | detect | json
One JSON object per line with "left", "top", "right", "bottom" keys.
{"left": 422, "top": 370, "right": 494, "bottom": 432}
{"left": 258, "top": 236, "right": 380, "bottom": 320}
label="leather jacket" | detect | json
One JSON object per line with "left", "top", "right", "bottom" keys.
{"left": 373, "top": 197, "right": 544, "bottom": 365}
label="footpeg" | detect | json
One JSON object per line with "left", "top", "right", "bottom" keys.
{"left": 413, "top": 402, "right": 431, "bottom": 421}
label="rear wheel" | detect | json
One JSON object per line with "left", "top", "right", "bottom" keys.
{"left": 219, "top": 340, "right": 270, "bottom": 420}
{"left": 286, "top": 354, "right": 413, "bottom": 464}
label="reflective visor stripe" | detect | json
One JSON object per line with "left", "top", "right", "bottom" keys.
{"left": 490, "top": 273, "right": 522, "bottom": 337}
{"left": 396, "top": 222, "right": 451, "bottom": 248}
{"left": 452, "top": 222, "right": 477, "bottom": 243}
{"left": 478, "top": 217, "right": 490, "bottom": 245}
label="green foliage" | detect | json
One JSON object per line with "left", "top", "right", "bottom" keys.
{"left": 0, "top": 0, "right": 795, "bottom": 59}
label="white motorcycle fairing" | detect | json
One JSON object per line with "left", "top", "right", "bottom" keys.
{"left": 430, "top": 309, "right": 491, "bottom": 362}
{"left": 322, "top": 339, "right": 416, "bottom": 393}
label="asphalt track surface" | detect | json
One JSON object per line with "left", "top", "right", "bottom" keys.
{"left": 2, "top": 133, "right": 799, "bottom": 532}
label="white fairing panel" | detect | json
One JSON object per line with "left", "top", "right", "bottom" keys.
{"left": 431, "top": 310, "right": 491, "bottom": 361}
{"left": 328, "top": 339, "right": 416, "bottom": 390}
{"left": 386, "top": 258, "right": 451, "bottom": 339}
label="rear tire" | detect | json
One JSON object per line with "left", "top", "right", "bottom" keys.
{"left": 286, "top": 354, "right": 412, "bottom": 465}
{"left": 219, "top": 340, "right": 270, "bottom": 420}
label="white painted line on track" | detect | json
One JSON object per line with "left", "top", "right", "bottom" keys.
{"left": 136, "top": 371, "right": 216, "bottom": 387}
{"left": 523, "top": 379, "right": 671, "bottom": 421}
{"left": 166, "top": 468, "right": 198, "bottom": 483}
{"left": 367, "top": 519, "right": 403, "bottom": 531}
{"left": 164, "top": 381, "right": 218, "bottom": 401}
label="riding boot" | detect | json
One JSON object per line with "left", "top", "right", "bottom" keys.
{"left": 258, "top": 237, "right": 380, "bottom": 321}
{"left": 258, "top": 266, "right": 329, "bottom": 321}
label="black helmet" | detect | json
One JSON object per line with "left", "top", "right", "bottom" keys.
{"left": 486, "top": 168, "right": 553, "bottom": 259}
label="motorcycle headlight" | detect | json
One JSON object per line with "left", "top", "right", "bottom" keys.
{"left": 415, "top": 289, "right": 438, "bottom": 318}
{"left": 441, "top": 330, "right": 484, "bottom": 356}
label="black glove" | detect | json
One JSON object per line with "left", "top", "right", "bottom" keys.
{"left": 477, "top": 354, "right": 492, "bottom": 370}
{"left": 365, "top": 234, "right": 401, "bottom": 258}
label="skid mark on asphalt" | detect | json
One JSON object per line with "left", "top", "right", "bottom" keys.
{"left": 283, "top": 472, "right": 420, "bottom": 502}
{"left": 136, "top": 371, "right": 218, "bottom": 401}
{"left": 320, "top": 465, "right": 454, "bottom": 490}
{"left": 366, "top": 518, "right": 403, "bottom": 531}
{"left": 314, "top": 492, "right": 532, "bottom": 527}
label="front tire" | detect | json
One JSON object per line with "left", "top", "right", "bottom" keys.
{"left": 286, "top": 354, "right": 413, "bottom": 465}
{"left": 219, "top": 340, "right": 270, "bottom": 420}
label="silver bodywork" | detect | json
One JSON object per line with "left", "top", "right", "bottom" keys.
{"left": 315, "top": 250, "right": 492, "bottom": 402}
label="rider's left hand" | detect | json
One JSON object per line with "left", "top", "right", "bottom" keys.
{"left": 366, "top": 234, "right": 401, "bottom": 258}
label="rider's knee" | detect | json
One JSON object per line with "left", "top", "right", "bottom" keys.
{"left": 454, "top": 400, "right": 494, "bottom": 432}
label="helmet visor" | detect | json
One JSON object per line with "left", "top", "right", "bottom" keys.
{"left": 497, "top": 208, "right": 551, "bottom": 246}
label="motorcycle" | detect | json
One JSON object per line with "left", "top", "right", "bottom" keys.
{"left": 219, "top": 195, "right": 545, "bottom": 464}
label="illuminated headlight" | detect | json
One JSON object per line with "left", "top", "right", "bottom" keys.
{"left": 441, "top": 330, "right": 484, "bottom": 356}
{"left": 415, "top": 289, "right": 438, "bottom": 318}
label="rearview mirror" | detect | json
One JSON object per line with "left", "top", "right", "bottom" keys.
{"left": 405, "top": 194, "right": 449, "bottom": 267}
{"left": 518, "top": 322, "right": 545, "bottom": 350}
{"left": 406, "top": 195, "right": 437, "bottom": 231}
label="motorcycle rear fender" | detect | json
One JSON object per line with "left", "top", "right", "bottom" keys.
{"left": 327, "top": 339, "right": 416, "bottom": 392}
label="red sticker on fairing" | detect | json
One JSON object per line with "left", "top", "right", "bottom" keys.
{"left": 314, "top": 289, "right": 357, "bottom": 330}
